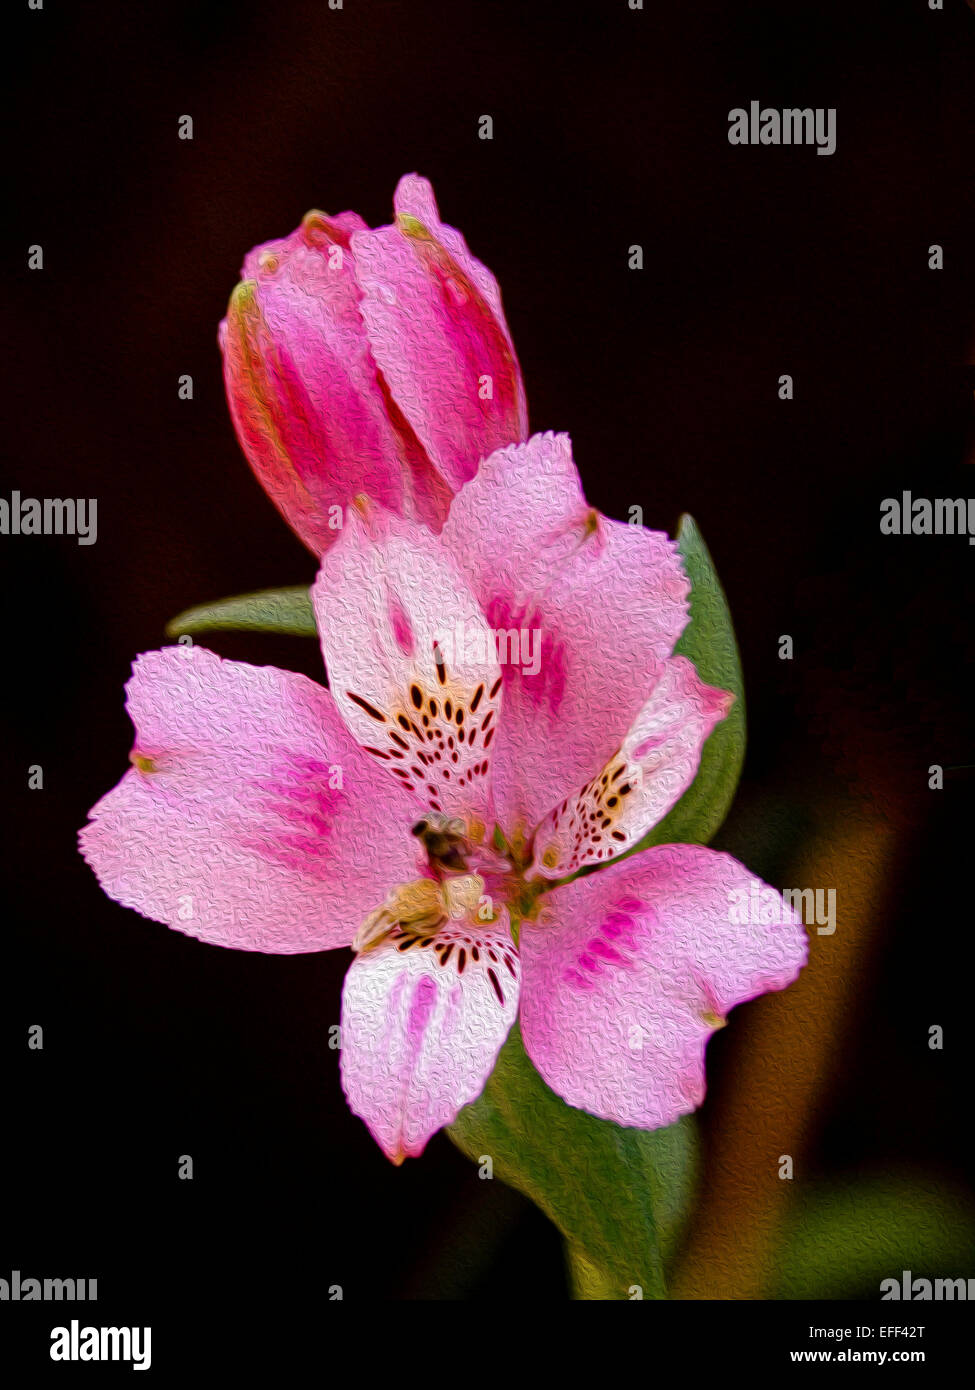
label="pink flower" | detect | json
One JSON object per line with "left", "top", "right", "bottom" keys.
{"left": 219, "top": 173, "right": 528, "bottom": 556}
{"left": 80, "top": 433, "right": 807, "bottom": 1162}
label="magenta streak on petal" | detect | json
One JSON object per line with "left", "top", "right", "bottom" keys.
{"left": 388, "top": 592, "right": 416, "bottom": 656}
{"left": 406, "top": 973, "right": 438, "bottom": 1047}
{"left": 632, "top": 733, "right": 667, "bottom": 759}
{"left": 267, "top": 331, "right": 407, "bottom": 518}
{"left": 588, "top": 937, "right": 627, "bottom": 965}
{"left": 599, "top": 911, "right": 640, "bottom": 951}
{"left": 564, "top": 967, "right": 597, "bottom": 991}
{"left": 563, "top": 923, "right": 636, "bottom": 985}
{"left": 236, "top": 754, "right": 349, "bottom": 875}
{"left": 485, "top": 594, "right": 567, "bottom": 716}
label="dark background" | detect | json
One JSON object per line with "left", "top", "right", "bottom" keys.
{"left": 4, "top": 0, "right": 974, "bottom": 1344}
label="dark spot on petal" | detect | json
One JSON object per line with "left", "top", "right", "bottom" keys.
{"left": 347, "top": 692, "right": 386, "bottom": 722}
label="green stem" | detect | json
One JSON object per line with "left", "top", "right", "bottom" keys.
{"left": 448, "top": 1025, "right": 682, "bottom": 1302}
{"left": 566, "top": 1241, "right": 666, "bottom": 1300}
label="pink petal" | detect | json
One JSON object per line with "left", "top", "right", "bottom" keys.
{"left": 79, "top": 646, "right": 420, "bottom": 952}
{"left": 350, "top": 174, "right": 528, "bottom": 495}
{"left": 441, "top": 432, "right": 691, "bottom": 838}
{"left": 519, "top": 846, "right": 807, "bottom": 1129}
{"left": 221, "top": 211, "right": 450, "bottom": 556}
{"left": 312, "top": 509, "right": 503, "bottom": 821}
{"left": 530, "top": 657, "right": 733, "bottom": 878}
{"left": 340, "top": 917, "right": 520, "bottom": 1162}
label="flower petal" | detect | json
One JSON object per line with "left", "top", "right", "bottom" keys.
{"left": 519, "top": 846, "right": 807, "bottom": 1129}
{"left": 79, "top": 646, "right": 420, "bottom": 952}
{"left": 340, "top": 916, "right": 520, "bottom": 1162}
{"left": 221, "top": 212, "right": 450, "bottom": 556}
{"left": 350, "top": 174, "right": 528, "bottom": 494}
{"left": 312, "top": 509, "right": 503, "bottom": 821}
{"left": 442, "top": 432, "right": 691, "bottom": 838}
{"left": 530, "top": 657, "right": 733, "bottom": 878}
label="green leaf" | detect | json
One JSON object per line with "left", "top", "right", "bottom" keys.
{"left": 629, "top": 513, "right": 745, "bottom": 853}
{"left": 767, "top": 1176, "right": 975, "bottom": 1300}
{"left": 447, "top": 1022, "right": 698, "bottom": 1299}
{"left": 165, "top": 585, "right": 317, "bottom": 638}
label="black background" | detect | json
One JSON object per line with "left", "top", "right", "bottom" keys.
{"left": 4, "top": 0, "right": 975, "bottom": 1347}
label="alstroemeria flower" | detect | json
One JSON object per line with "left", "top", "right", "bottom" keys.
{"left": 219, "top": 173, "right": 528, "bottom": 556}
{"left": 80, "top": 433, "right": 806, "bottom": 1161}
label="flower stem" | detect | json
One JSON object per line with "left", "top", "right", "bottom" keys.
{"left": 566, "top": 1241, "right": 666, "bottom": 1300}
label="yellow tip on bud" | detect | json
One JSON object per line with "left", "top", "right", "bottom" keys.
{"left": 227, "top": 278, "right": 259, "bottom": 323}
{"left": 302, "top": 210, "right": 337, "bottom": 245}
{"left": 396, "top": 213, "right": 432, "bottom": 241}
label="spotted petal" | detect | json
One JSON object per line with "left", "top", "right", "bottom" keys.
{"left": 519, "top": 846, "right": 807, "bottom": 1129}
{"left": 340, "top": 915, "right": 520, "bottom": 1162}
{"left": 79, "top": 646, "right": 420, "bottom": 952}
{"left": 312, "top": 509, "right": 503, "bottom": 820}
{"left": 530, "top": 657, "right": 733, "bottom": 878}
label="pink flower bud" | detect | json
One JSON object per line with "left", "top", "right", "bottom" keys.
{"left": 219, "top": 176, "right": 528, "bottom": 555}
